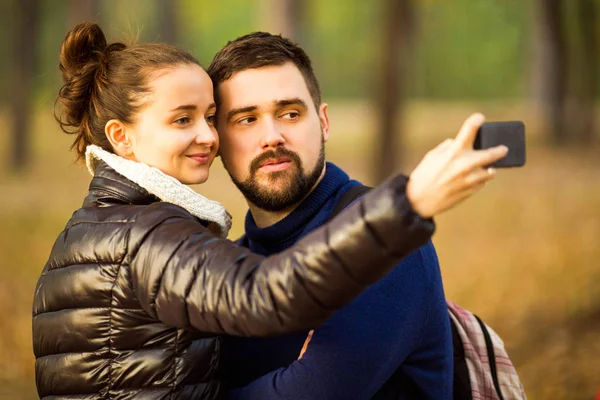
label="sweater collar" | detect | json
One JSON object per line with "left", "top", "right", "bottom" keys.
{"left": 84, "top": 145, "right": 232, "bottom": 237}
{"left": 244, "top": 162, "right": 349, "bottom": 246}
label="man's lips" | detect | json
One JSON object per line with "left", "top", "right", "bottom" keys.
{"left": 187, "top": 153, "right": 211, "bottom": 164}
{"left": 259, "top": 157, "right": 292, "bottom": 172}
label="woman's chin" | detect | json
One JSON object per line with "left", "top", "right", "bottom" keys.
{"left": 178, "top": 172, "right": 209, "bottom": 186}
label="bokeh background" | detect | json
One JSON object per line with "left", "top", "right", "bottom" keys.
{"left": 1, "top": 0, "right": 599, "bottom": 399}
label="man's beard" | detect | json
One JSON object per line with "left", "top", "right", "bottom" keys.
{"left": 224, "top": 139, "right": 325, "bottom": 212}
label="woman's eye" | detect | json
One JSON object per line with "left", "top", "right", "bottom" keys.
{"left": 175, "top": 116, "right": 191, "bottom": 125}
{"left": 206, "top": 115, "right": 215, "bottom": 125}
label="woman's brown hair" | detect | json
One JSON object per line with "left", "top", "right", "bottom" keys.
{"left": 55, "top": 22, "right": 201, "bottom": 160}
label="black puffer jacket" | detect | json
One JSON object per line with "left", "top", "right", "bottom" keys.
{"left": 32, "top": 162, "right": 434, "bottom": 399}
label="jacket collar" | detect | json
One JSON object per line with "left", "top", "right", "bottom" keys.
{"left": 84, "top": 161, "right": 159, "bottom": 207}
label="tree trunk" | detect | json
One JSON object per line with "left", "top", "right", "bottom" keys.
{"left": 157, "top": 0, "right": 177, "bottom": 44}
{"left": 572, "top": 0, "right": 597, "bottom": 145}
{"left": 68, "top": 0, "right": 99, "bottom": 26}
{"left": 533, "top": 0, "right": 567, "bottom": 145}
{"left": 258, "top": 0, "right": 305, "bottom": 42}
{"left": 10, "top": 0, "right": 40, "bottom": 171}
{"left": 374, "top": 0, "right": 414, "bottom": 183}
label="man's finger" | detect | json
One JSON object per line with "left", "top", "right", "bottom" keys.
{"left": 455, "top": 113, "right": 485, "bottom": 149}
{"left": 468, "top": 145, "right": 508, "bottom": 168}
{"left": 464, "top": 167, "right": 494, "bottom": 186}
{"left": 433, "top": 138, "right": 454, "bottom": 152}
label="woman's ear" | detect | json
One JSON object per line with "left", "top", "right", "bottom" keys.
{"left": 105, "top": 119, "right": 134, "bottom": 158}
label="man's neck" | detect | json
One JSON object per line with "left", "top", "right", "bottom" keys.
{"left": 248, "top": 165, "right": 327, "bottom": 228}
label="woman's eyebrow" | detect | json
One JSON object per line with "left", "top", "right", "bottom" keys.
{"left": 170, "top": 104, "right": 197, "bottom": 112}
{"left": 170, "top": 103, "right": 216, "bottom": 112}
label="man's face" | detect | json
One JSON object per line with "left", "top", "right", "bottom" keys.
{"left": 216, "top": 62, "right": 329, "bottom": 211}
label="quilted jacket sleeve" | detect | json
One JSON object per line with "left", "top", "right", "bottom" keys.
{"left": 128, "top": 174, "right": 435, "bottom": 336}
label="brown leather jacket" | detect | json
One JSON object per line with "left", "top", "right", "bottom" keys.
{"left": 32, "top": 162, "right": 434, "bottom": 399}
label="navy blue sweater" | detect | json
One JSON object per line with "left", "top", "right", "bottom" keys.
{"left": 224, "top": 163, "right": 452, "bottom": 399}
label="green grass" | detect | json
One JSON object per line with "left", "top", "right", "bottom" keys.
{"left": 1, "top": 100, "right": 599, "bottom": 399}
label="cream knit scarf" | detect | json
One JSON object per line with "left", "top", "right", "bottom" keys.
{"left": 85, "top": 144, "right": 232, "bottom": 238}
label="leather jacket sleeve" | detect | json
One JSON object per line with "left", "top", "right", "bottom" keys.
{"left": 128, "top": 174, "right": 434, "bottom": 336}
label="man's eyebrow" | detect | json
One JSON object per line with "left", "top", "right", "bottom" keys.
{"left": 275, "top": 98, "right": 308, "bottom": 109}
{"left": 226, "top": 105, "right": 257, "bottom": 121}
{"left": 224, "top": 99, "right": 307, "bottom": 121}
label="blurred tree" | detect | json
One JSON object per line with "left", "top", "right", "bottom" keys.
{"left": 374, "top": 0, "right": 415, "bottom": 182}
{"left": 534, "top": 0, "right": 598, "bottom": 146}
{"left": 258, "top": 0, "right": 306, "bottom": 42}
{"left": 68, "top": 0, "right": 99, "bottom": 26}
{"left": 157, "top": 0, "right": 177, "bottom": 44}
{"left": 0, "top": 1, "right": 13, "bottom": 108}
{"left": 571, "top": 0, "right": 597, "bottom": 145}
{"left": 533, "top": 0, "right": 567, "bottom": 145}
{"left": 10, "top": 0, "right": 40, "bottom": 171}
{"left": 414, "top": 0, "right": 527, "bottom": 100}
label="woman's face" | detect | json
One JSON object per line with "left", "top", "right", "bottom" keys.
{"left": 125, "top": 64, "right": 218, "bottom": 185}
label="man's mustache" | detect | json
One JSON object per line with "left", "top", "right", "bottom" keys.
{"left": 249, "top": 148, "right": 302, "bottom": 175}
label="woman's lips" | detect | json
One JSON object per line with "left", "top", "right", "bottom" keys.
{"left": 187, "top": 153, "right": 211, "bottom": 164}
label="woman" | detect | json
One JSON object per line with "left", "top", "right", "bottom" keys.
{"left": 32, "top": 22, "right": 507, "bottom": 399}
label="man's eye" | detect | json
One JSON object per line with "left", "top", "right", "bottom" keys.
{"left": 281, "top": 112, "right": 300, "bottom": 120}
{"left": 206, "top": 115, "right": 215, "bottom": 125}
{"left": 175, "top": 116, "right": 191, "bottom": 125}
{"left": 237, "top": 116, "right": 256, "bottom": 125}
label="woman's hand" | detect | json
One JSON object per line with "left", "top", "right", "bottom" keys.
{"left": 407, "top": 113, "right": 508, "bottom": 218}
{"left": 298, "top": 330, "right": 313, "bottom": 359}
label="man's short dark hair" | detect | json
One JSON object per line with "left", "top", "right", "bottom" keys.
{"left": 207, "top": 32, "right": 322, "bottom": 110}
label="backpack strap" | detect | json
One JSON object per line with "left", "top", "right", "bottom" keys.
{"left": 451, "top": 316, "right": 473, "bottom": 399}
{"left": 328, "top": 185, "right": 373, "bottom": 221}
{"left": 474, "top": 314, "right": 505, "bottom": 400}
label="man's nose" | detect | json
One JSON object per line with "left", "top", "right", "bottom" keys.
{"left": 260, "top": 119, "right": 285, "bottom": 149}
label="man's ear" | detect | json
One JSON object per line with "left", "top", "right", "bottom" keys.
{"left": 319, "top": 103, "right": 330, "bottom": 142}
{"left": 105, "top": 119, "right": 134, "bottom": 158}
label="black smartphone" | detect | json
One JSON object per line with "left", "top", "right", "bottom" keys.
{"left": 473, "top": 121, "right": 526, "bottom": 168}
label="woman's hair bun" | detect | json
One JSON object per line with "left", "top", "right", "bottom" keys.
{"left": 59, "top": 22, "right": 108, "bottom": 80}
{"left": 55, "top": 22, "right": 118, "bottom": 155}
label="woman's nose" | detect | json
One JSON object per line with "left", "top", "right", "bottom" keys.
{"left": 195, "top": 123, "right": 218, "bottom": 146}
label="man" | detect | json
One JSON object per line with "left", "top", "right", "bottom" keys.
{"left": 208, "top": 32, "right": 452, "bottom": 399}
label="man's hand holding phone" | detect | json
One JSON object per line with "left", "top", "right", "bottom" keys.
{"left": 407, "top": 113, "right": 519, "bottom": 218}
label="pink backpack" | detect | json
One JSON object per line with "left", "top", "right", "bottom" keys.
{"left": 447, "top": 300, "right": 527, "bottom": 400}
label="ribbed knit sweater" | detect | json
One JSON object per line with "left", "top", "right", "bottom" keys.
{"left": 223, "top": 163, "right": 453, "bottom": 399}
